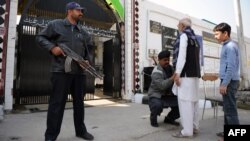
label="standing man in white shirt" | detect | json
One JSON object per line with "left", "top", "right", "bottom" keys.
{"left": 172, "top": 18, "right": 201, "bottom": 138}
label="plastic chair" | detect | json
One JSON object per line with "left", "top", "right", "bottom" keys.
{"left": 201, "top": 73, "right": 223, "bottom": 122}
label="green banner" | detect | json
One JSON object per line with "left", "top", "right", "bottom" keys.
{"left": 105, "top": 0, "right": 124, "bottom": 21}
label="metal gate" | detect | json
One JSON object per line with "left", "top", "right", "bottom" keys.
{"left": 14, "top": 25, "right": 96, "bottom": 105}
{"left": 14, "top": 25, "right": 52, "bottom": 104}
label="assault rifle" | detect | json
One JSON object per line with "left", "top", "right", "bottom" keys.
{"left": 58, "top": 43, "right": 103, "bottom": 80}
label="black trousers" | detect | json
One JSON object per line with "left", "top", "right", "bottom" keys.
{"left": 149, "top": 97, "right": 180, "bottom": 121}
{"left": 45, "top": 73, "right": 87, "bottom": 140}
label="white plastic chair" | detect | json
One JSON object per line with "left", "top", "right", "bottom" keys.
{"left": 201, "top": 73, "right": 223, "bottom": 122}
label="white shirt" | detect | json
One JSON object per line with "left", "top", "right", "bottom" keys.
{"left": 176, "top": 33, "right": 188, "bottom": 74}
{"left": 174, "top": 33, "right": 200, "bottom": 101}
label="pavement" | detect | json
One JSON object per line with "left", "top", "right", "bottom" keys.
{"left": 0, "top": 99, "right": 250, "bottom": 141}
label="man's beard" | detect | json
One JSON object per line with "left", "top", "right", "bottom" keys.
{"left": 73, "top": 15, "right": 83, "bottom": 22}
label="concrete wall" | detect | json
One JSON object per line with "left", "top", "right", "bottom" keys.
{"left": 4, "top": 0, "right": 18, "bottom": 110}
{"left": 124, "top": 0, "right": 134, "bottom": 100}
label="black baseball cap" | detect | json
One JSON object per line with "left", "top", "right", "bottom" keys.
{"left": 66, "top": 2, "right": 85, "bottom": 12}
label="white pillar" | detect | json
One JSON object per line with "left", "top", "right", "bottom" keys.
{"left": 4, "top": 0, "right": 18, "bottom": 110}
{"left": 233, "top": 0, "right": 249, "bottom": 89}
{"left": 124, "top": 0, "right": 134, "bottom": 101}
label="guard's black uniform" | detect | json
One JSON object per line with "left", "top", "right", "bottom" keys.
{"left": 36, "top": 18, "right": 91, "bottom": 140}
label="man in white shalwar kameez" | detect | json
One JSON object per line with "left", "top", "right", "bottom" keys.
{"left": 172, "top": 18, "right": 201, "bottom": 138}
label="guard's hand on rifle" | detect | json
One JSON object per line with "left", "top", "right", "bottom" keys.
{"left": 84, "top": 60, "right": 90, "bottom": 65}
{"left": 79, "top": 60, "right": 90, "bottom": 70}
{"left": 51, "top": 46, "right": 66, "bottom": 56}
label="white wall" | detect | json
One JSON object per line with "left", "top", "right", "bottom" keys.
{"left": 5, "top": 0, "right": 18, "bottom": 110}
{"left": 124, "top": 0, "right": 134, "bottom": 100}
{"left": 140, "top": 1, "right": 182, "bottom": 67}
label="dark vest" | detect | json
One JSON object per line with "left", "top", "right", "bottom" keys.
{"left": 180, "top": 32, "right": 201, "bottom": 78}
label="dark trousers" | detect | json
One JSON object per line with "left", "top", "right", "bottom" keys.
{"left": 45, "top": 73, "right": 87, "bottom": 140}
{"left": 222, "top": 80, "right": 240, "bottom": 125}
{"left": 149, "top": 97, "right": 180, "bottom": 121}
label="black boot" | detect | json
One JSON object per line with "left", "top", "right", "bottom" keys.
{"left": 150, "top": 114, "right": 159, "bottom": 127}
{"left": 76, "top": 132, "right": 94, "bottom": 140}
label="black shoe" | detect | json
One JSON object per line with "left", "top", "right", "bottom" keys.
{"left": 150, "top": 115, "right": 159, "bottom": 127}
{"left": 150, "top": 121, "right": 159, "bottom": 127}
{"left": 164, "top": 117, "right": 180, "bottom": 126}
{"left": 76, "top": 132, "right": 94, "bottom": 140}
{"left": 216, "top": 132, "right": 224, "bottom": 137}
{"left": 45, "top": 140, "right": 55, "bottom": 141}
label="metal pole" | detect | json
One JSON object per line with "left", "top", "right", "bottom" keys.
{"left": 233, "top": 0, "right": 249, "bottom": 90}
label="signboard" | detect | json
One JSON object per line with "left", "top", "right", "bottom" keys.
{"left": 161, "top": 26, "right": 178, "bottom": 52}
{"left": 202, "top": 31, "right": 220, "bottom": 73}
{"left": 150, "top": 20, "right": 161, "bottom": 34}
